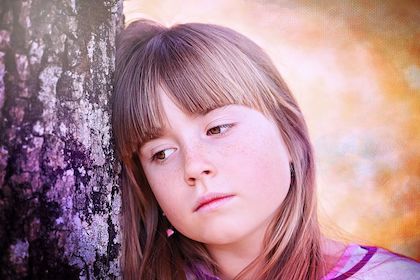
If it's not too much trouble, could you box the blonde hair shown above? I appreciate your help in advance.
[113,19,324,279]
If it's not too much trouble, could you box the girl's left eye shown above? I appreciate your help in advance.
[206,124,234,136]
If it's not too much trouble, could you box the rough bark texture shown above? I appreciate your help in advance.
[0,0,123,279]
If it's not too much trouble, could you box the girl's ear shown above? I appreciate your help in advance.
[162,212,175,238]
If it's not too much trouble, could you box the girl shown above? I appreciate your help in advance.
[112,19,419,280]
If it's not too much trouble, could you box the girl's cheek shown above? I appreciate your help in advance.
[147,164,180,190]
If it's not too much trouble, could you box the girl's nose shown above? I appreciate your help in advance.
[182,143,216,186]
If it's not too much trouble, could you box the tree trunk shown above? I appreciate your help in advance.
[0,0,123,279]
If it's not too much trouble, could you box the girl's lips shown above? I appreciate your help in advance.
[194,193,235,212]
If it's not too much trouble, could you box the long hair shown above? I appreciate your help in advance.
[112,19,324,280]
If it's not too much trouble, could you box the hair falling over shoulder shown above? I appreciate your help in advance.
[112,19,326,280]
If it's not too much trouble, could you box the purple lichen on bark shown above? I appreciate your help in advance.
[0,0,124,279]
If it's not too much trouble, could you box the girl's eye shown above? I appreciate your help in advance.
[152,148,176,162]
[206,124,234,136]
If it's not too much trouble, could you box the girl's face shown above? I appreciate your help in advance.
[139,89,292,248]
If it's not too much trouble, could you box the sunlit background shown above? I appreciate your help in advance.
[124,0,420,260]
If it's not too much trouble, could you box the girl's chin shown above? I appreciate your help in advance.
[192,231,245,247]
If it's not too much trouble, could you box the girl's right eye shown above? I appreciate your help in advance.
[151,148,176,162]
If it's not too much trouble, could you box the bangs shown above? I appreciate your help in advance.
[115,22,279,159]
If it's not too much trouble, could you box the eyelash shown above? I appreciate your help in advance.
[151,148,175,163]
[151,123,235,163]
[206,123,234,136]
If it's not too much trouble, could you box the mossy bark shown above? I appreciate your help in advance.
[0,0,124,278]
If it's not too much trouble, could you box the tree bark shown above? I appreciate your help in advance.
[0,0,123,279]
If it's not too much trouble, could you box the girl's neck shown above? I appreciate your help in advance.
[205,220,268,279]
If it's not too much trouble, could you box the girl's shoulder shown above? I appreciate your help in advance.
[323,244,420,280]
[187,244,419,280]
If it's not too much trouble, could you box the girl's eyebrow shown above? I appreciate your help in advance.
[139,128,168,150]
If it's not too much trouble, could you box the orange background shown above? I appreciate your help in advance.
[124,0,420,260]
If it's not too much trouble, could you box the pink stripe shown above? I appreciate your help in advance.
[330,246,377,280]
